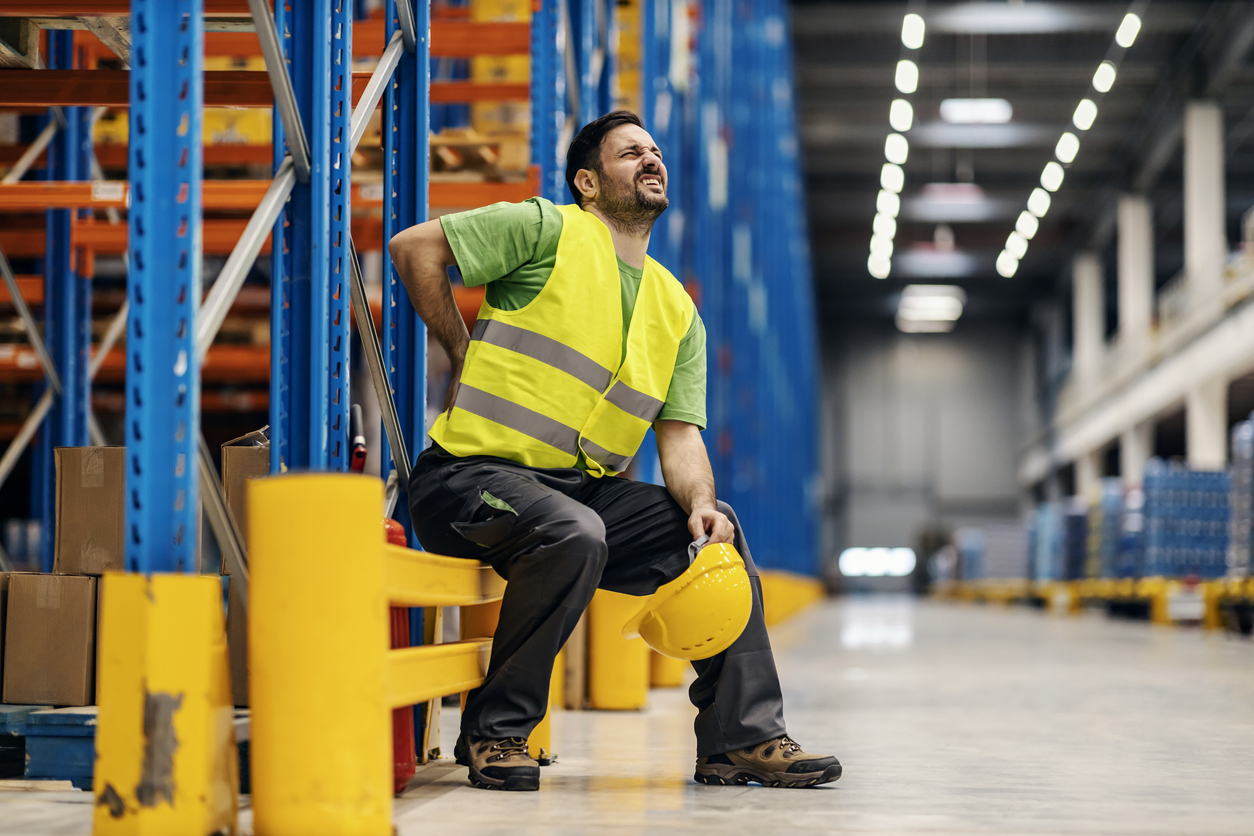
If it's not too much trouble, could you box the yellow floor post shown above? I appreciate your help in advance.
[650,650,688,688]
[586,589,650,710]
[249,474,390,836]
[93,573,238,836]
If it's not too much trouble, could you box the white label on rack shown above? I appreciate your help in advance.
[92,181,125,202]
[358,183,384,201]
[1167,592,1205,621]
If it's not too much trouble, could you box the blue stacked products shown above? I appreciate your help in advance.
[1228,420,1253,578]
[1028,502,1062,581]
[1086,479,1124,578]
[1117,486,1146,578]
[1062,497,1089,581]
[1143,458,1230,578]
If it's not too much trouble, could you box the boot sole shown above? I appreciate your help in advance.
[694,762,842,788]
[468,767,540,792]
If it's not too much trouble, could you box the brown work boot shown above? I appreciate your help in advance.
[454,734,540,791]
[694,735,842,788]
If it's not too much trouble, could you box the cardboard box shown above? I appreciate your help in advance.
[0,573,9,698]
[54,447,125,576]
[2,574,97,706]
[220,429,269,571]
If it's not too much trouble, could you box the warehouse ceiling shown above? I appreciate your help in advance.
[793,1,1254,326]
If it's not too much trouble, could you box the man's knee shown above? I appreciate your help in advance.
[714,500,758,577]
[536,507,608,576]
[715,500,740,529]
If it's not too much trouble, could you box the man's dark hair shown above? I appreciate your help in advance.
[565,110,645,207]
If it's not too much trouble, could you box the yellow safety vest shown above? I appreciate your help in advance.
[428,203,694,476]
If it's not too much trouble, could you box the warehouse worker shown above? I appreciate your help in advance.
[388,111,841,792]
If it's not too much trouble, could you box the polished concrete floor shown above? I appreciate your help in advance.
[4,596,1254,834]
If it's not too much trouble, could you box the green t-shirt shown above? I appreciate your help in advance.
[440,197,707,430]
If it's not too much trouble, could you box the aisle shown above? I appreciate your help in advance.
[395,596,1254,835]
[4,597,1254,835]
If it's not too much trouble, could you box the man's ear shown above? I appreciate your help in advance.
[575,168,598,203]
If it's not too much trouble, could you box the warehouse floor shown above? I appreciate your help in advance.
[3,596,1254,835]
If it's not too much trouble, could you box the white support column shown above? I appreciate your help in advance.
[1117,194,1154,355]
[1186,376,1228,470]
[1120,421,1153,488]
[1184,101,1227,309]
[1072,252,1104,387]
[1075,449,1102,498]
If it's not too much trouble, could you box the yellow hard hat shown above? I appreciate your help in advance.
[622,538,753,661]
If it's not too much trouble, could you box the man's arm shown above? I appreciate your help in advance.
[655,419,734,544]
[388,219,468,411]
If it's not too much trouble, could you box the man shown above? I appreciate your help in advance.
[388,111,840,792]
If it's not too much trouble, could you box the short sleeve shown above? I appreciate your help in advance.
[439,199,546,287]
[656,305,707,429]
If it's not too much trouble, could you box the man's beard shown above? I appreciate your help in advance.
[597,172,668,237]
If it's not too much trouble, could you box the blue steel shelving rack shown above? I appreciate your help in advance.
[126,0,204,572]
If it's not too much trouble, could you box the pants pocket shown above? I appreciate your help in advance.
[450,491,518,549]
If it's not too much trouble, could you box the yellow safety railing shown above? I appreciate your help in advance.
[246,472,517,836]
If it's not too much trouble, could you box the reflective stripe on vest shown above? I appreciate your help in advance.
[428,201,693,474]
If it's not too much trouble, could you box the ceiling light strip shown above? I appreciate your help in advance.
[995,1,1147,278]
[870,4,926,280]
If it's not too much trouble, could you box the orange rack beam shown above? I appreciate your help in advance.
[0,275,42,306]
[1,145,274,171]
[0,167,539,211]
[0,70,528,107]
[201,20,530,58]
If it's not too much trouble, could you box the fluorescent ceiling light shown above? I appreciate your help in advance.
[868,255,892,279]
[870,234,894,259]
[1015,210,1039,239]
[889,99,914,132]
[1055,132,1079,164]
[872,212,897,239]
[920,182,985,203]
[901,283,965,304]
[1073,99,1097,131]
[881,163,905,193]
[885,133,909,165]
[897,316,956,333]
[839,547,917,577]
[1093,60,1116,93]
[1027,187,1051,217]
[1005,230,1028,259]
[877,189,901,218]
[899,299,964,322]
[1115,13,1141,48]
[895,60,919,94]
[1041,161,1065,192]
[995,249,1019,277]
[894,249,980,278]
[939,98,1012,124]
[901,13,926,49]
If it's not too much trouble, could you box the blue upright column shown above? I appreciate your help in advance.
[125,0,203,573]
[381,0,429,544]
[529,0,565,204]
[33,32,92,571]
[270,0,343,472]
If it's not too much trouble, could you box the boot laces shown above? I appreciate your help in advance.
[777,735,803,757]
[488,737,529,762]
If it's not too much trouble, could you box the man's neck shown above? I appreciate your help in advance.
[584,203,651,269]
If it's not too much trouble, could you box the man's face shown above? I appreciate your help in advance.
[594,124,668,218]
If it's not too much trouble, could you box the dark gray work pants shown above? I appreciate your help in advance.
[407,444,787,757]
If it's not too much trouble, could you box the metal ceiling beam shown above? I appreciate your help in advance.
[790,2,1202,36]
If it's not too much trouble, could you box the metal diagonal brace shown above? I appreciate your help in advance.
[348,234,411,490]
[198,434,249,609]
[0,245,62,394]
[196,157,297,361]
[396,0,419,53]
[247,0,311,182]
[350,30,404,154]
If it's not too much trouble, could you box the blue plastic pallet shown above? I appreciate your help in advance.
[23,707,97,790]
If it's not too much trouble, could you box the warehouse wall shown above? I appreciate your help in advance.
[821,321,1029,572]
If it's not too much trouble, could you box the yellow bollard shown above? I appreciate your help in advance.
[586,589,650,710]
[93,573,238,836]
[650,650,688,688]
[249,474,390,836]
